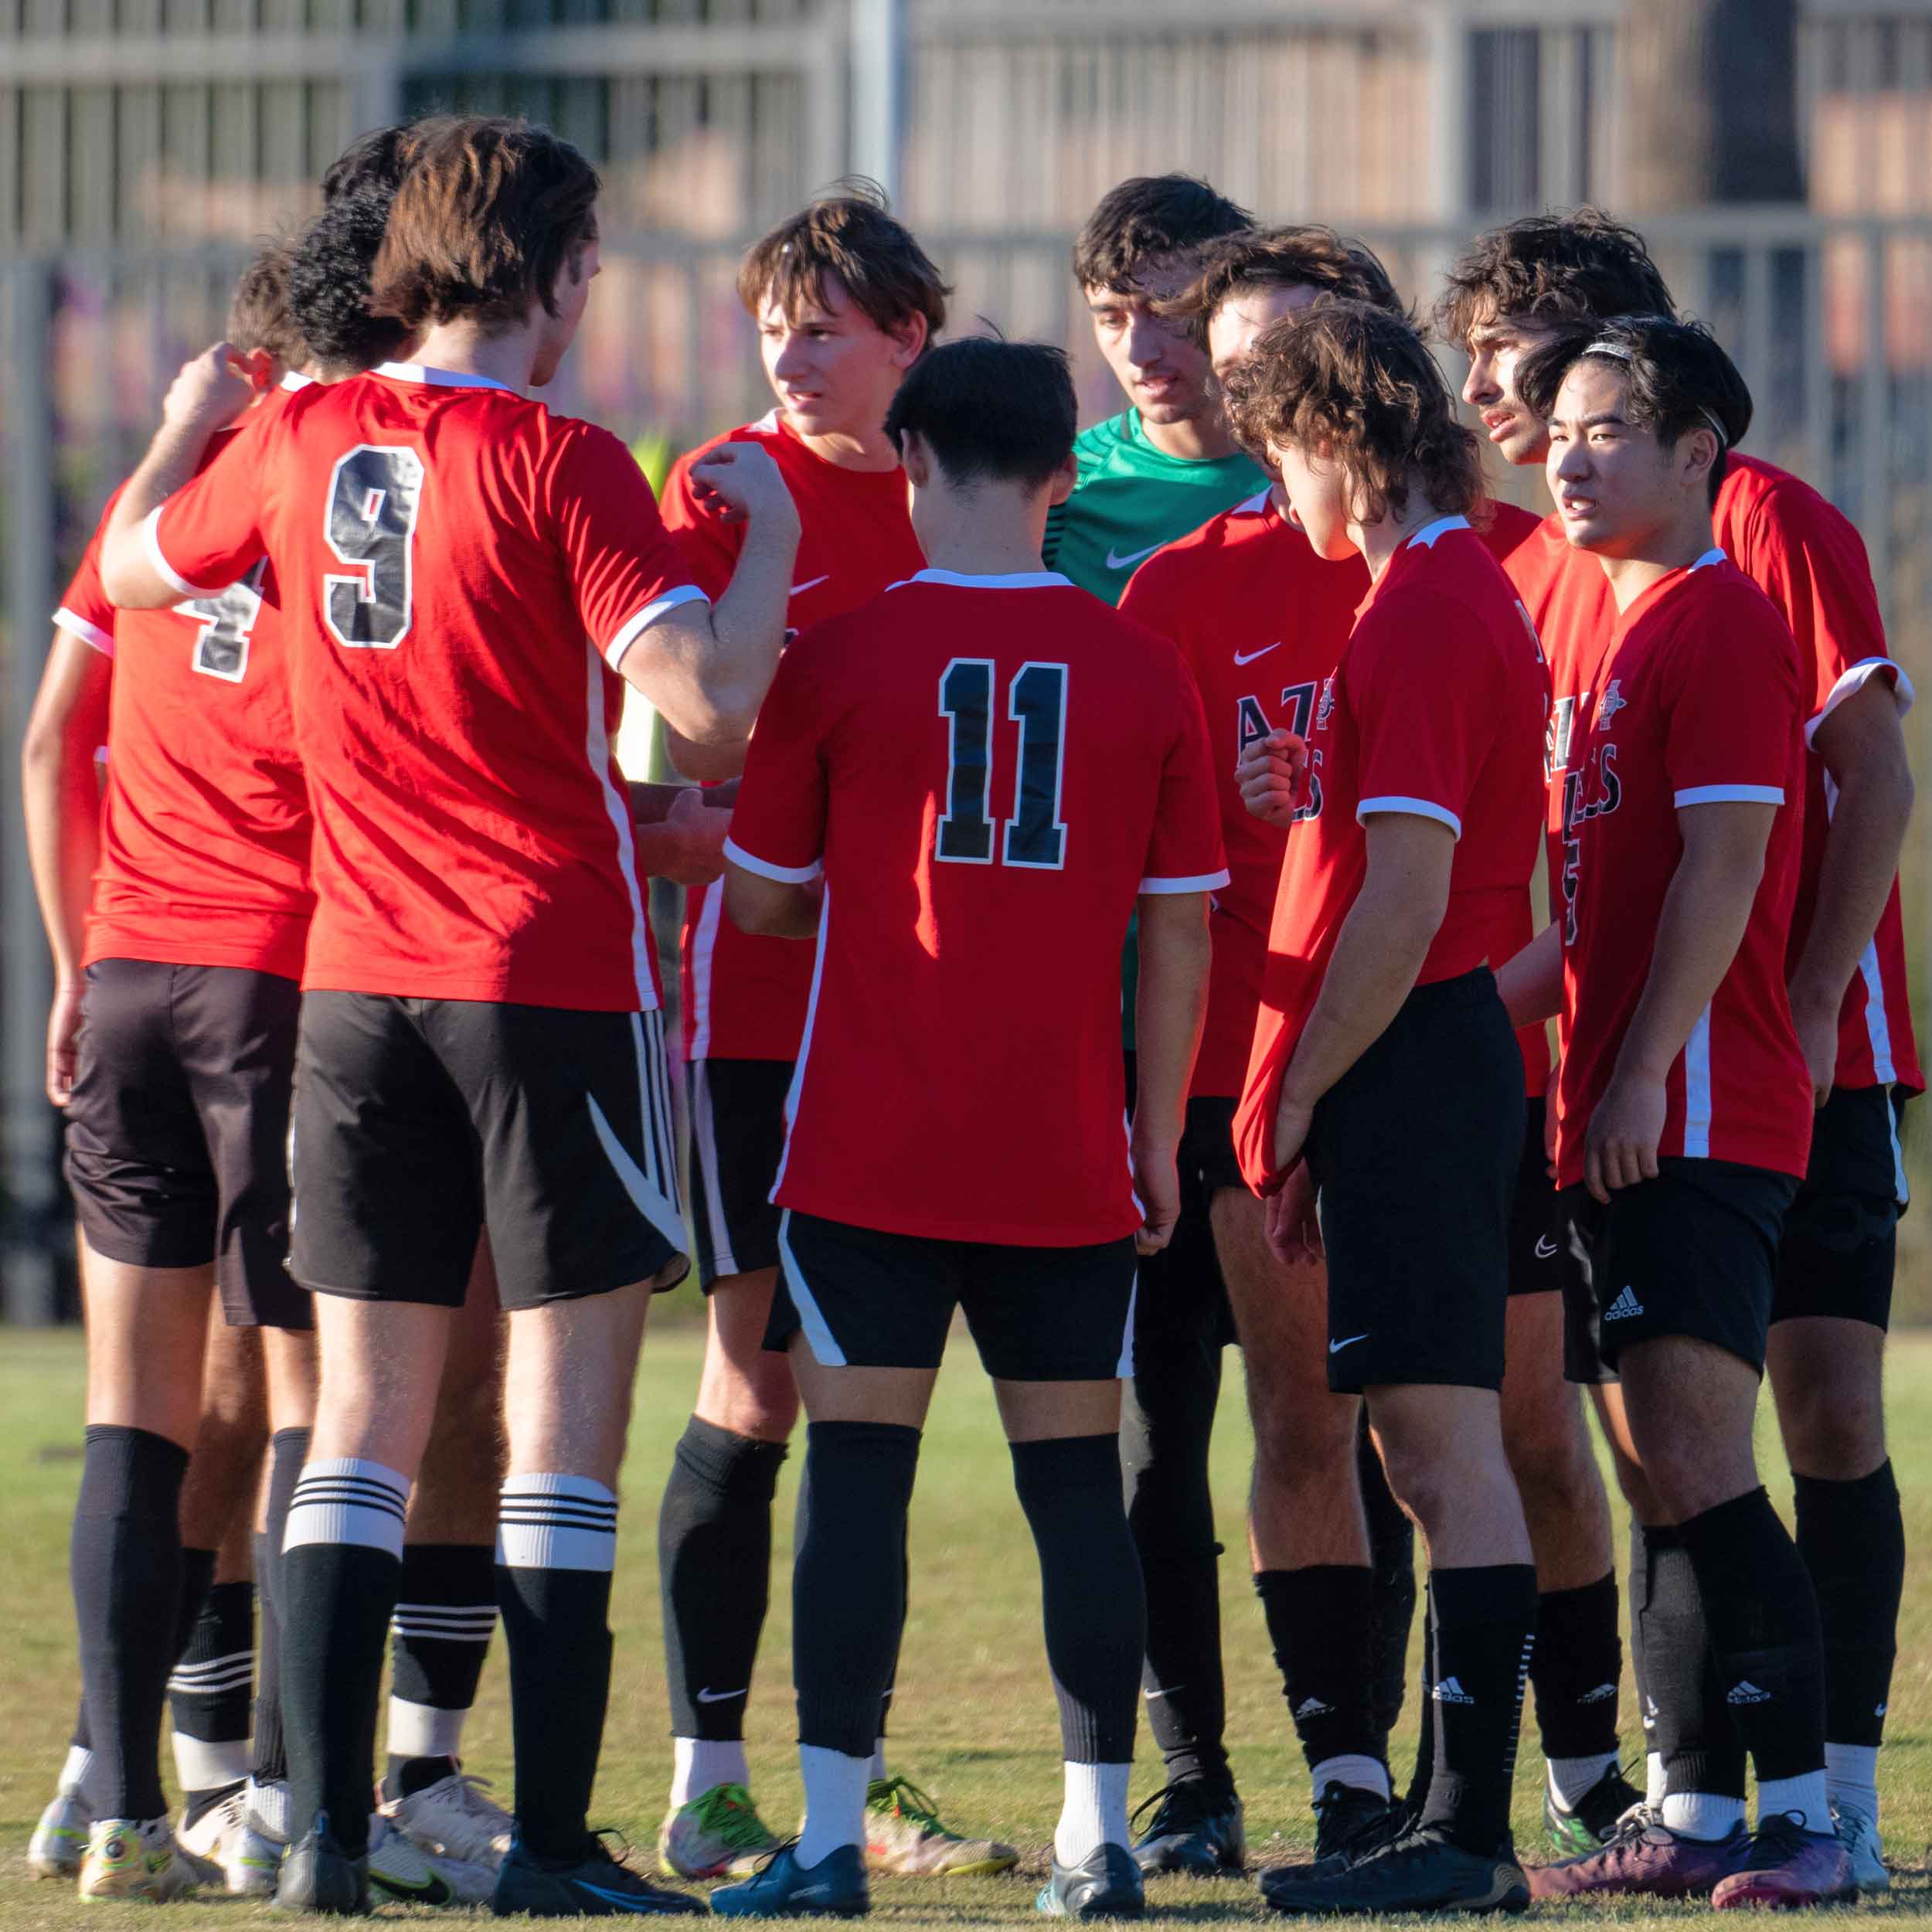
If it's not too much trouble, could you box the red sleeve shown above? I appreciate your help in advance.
[1350,588,1498,838]
[547,423,710,672]
[1117,560,1195,678]
[1140,654,1231,891]
[53,488,124,655]
[658,446,747,602]
[722,631,832,883]
[150,414,272,599]
[1662,592,1800,807]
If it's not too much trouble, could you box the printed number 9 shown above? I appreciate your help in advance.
[324,445,424,650]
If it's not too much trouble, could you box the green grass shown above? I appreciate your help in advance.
[5,1312,1932,1923]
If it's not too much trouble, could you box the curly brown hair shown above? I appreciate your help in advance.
[226,237,308,372]
[1434,208,1675,350]
[1224,298,1485,526]
[1159,225,1406,343]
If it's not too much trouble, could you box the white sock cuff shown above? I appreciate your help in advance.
[284,1458,410,1560]
[247,1777,293,1842]
[1311,1754,1390,1802]
[1757,1770,1831,1835]
[796,1743,871,1867]
[1825,1740,1879,1818]
[386,1696,468,1761]
[171,1733,251,1792]
[1547,1751,1621,1810]
[672,1736,752,1808]
[1646,1750,1665,1807]
[1660,1791,1748,1838]
[61,1744,96,1798]
[497,1473,618,1572]
[1056,1760,1131,1866]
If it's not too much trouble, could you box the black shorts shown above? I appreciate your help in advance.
[65,958,310,1331]
[1509,1097,1563,1298]
[1129,1083,1238,1355]
[685,1056,792,1290]
[1185,1094,1247,1202]
[1305,968,1522,1394]
[291,994,687,1311]
[767,1209,1138,1381]
[1560,1158,1798,1381]
[1771,1084,1911,1332]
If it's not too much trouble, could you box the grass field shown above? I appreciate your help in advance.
[5,1312,1932,1925]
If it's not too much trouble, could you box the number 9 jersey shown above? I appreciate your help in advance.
[147,362,708,1013]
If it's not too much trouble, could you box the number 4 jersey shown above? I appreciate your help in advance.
[724,569,1229,1246]
[147,362,708,1012]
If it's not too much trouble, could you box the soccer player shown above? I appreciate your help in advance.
[705,333,1225,1923]
[1229,300,1546,1917]
[1115,226,1418,1872]
[1501,315,1851,1910]
[1443,213,1919,1894]
[99,114,800,1917]
[652,188,1010,1886]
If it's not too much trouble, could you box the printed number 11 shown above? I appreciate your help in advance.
[936,658,1068,869]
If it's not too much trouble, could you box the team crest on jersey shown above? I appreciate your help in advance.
[1315,675,1336,731]
[1595,679,1626,725]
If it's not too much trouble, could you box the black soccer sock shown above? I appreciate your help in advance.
[1405,1596,1437,1816]
[251,1426,308,1791]
[170,1576,254,1821]
[496,1475,621,1861]
[1254,1567,1384,1787]
[1676,1489,1827,1790]
[70,1425,190,1821]
[1529,1570,1622,1764]
[73,1695,92,1753]
[282,1458,410,1856]
[1794,1462,1903,1751]
[1417,1566,1536,1855]
[658,1416,788,1744]
[384,1542,496,1799]
[1633,1522,1745,1809]
[793,1421,920,1758]
[1625,1519,1653,1786]
[1012,1434,1146,1765]
[1360,1417,1417,1748]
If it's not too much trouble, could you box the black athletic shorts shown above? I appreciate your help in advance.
[1185,1094,1247,1202]
[65,958,310,1331]
[1771,1083,1911,1332]
[291,994,687,1310]
[1509,1097,1563,1298]
[685,1056,792,1290]
[1305,968,1522,1394]
[767,1209,1139,1381]
[1560,1158,1798,1381]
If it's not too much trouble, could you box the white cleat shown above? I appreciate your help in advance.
[1835,1805,1889,1893]
[379,1769,514,1868]
[77,1816,200,1901]
[366,1811,495,1907]
[176,1786,280,1896]
[28,1784,92,1880]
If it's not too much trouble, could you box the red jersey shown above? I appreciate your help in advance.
[1714,455,1920,1094]
[662,411,926,1062]
[149,362,707,1012]
[1120,492,1369,1098]
[1553,556,1811,1185]
[725,570,1228,1246]
[58,414,312,981]
[1235,519,1549,1194]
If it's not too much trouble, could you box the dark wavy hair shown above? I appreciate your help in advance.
[287,188,411,374]
[1072,173,1253,294]
[1434,208,1677,349]
[1162,225,1407,343]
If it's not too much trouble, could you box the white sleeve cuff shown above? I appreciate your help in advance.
[604,585,711,671]
[723,836,822,885]
[1138,869,1232,894]
[53,607,114,657]
[1674,784,1786,808]
[1805,656,1915,747]
[1357,795,1463,839]
[139,506,223,600]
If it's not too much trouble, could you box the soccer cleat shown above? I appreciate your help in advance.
[1311,1781,1393,1868]
[367,1809,495,1905]
[383,1769,515,1867]
[274,1813,372,1915]
[77,1816,201,1903]
[711,1842,869,1918]
[862,1775,1018,1876]
[1710,1814,1857,1910]
[494,1832,700,1917]
[1036,1843,1146,1919]
[1260,1827,1528,1917]
[29,1783,92,1879]
[659,1782,785,1880]
[1527,1805,1753,1900]
[1543,1761,1645,1854]
[177,1785,279,1896]
[1835,1805,1889,1893]
[1128,1778,1246,1877]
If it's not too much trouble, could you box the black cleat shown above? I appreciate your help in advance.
[1544,1762,1646,1853]
[1260,1826,1528,1917]
[1128,1780,1246,1877]
[1312,1781,1395,1867]
[1037,1843,1147,1919]
[273,1814,371,1916]
[493,1832,700,1917]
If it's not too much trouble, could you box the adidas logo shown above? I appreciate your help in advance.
[1577,1682,1617,1704]
[1604,1286,1644,1320]
[1294,1696,1335,1719]
[1433,1676,1476,1705]
[1727,1680,1772,1705]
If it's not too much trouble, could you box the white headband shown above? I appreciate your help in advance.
[1580,339,1730,450]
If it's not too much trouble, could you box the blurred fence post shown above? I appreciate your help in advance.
[849,0,906,202]
[2,256,60,1325]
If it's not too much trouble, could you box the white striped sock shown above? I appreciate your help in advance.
[496,1475,618,1573]
[284,1459,410,1561]
[389,1601,496,1643]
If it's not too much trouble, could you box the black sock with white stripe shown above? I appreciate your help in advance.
[171,1577,254,1825]
[281,1458,410,1857]
[383,1543,496,1800]
[497,1475,618,1861]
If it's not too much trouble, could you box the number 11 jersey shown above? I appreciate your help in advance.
[148,362,708,1013]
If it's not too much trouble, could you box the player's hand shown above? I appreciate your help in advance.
[160,342,253,436]
[1582,1068,1666,1204]
[1788,979,1838,1110]
[46,975,84,1108]
[661,786,733,887]
[1264,1162,1323,1265]
[689,442,799,529]
[1236,730,1311,828]
[1131,1140,1182,1255]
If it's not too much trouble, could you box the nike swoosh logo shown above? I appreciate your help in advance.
[1233,642,1281,665]
[1105,543,1162,570]
[793,1886,835,1902]
[575,1878,671,1911]
[696,1686,748,1702]
[1534,1234,1559,1260]
[1328,1333,1369,1353]
[372,1870,453,1906]
[791,574,829,596]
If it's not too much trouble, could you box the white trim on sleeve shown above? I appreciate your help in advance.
[1357,795,1463,838]
[1138,869,1233,894]
[139,506,224,600]
[1805,656,1915,747]
[1673,784,1785,808]
[53,607,114,657]
[723,836,823,885]
[603,585,710,672]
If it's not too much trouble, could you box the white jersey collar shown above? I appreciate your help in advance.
[376,361,515,393]
[895,568,1073,590]
[1406,513,1472,549]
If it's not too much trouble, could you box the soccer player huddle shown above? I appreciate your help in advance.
[19,115,1916,1923]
